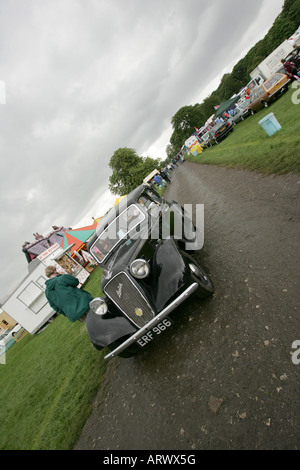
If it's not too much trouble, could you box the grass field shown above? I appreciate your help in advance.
[187,85,300,175]
[0,267,107,450]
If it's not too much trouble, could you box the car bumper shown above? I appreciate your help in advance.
[104,282,199,360]
[214,127,232,142]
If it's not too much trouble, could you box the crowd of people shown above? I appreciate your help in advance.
[150,153,185,189]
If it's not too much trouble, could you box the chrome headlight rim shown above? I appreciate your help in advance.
[89,297,108,316]
[130,258,150,279]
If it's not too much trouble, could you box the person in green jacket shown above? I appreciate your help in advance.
[45,266,93,322]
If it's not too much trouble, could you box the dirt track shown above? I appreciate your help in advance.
[74,161,300,450]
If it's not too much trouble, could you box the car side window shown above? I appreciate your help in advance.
[138,190,162,209]
[138,195,151,208]
[257,88,264,97]
[251,91,257,102]
[145,189,162,204]
[264,74,282,89]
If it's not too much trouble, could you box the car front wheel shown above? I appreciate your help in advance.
[182,252,214,299]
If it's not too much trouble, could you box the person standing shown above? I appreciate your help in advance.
[45,266,93,322]
[281,58,300,80]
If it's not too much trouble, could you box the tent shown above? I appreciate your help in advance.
[61,222,98,256]
[114,195,127,206]
[213,95,240,118]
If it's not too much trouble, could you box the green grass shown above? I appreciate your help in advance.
[187,86,300,175]
[0,267,107,450]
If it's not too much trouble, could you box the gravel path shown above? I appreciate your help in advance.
[74,162,300,450]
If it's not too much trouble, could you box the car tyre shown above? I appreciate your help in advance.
[250,109,255,115]
[181,251,214,299]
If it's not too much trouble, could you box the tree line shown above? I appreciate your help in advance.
[109,0,300,195]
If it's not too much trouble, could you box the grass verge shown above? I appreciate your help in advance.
[0,267,106,450]
[187,86,300,175]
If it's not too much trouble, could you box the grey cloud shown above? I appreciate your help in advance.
[0,0,284,300]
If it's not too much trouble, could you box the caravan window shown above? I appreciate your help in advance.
[18,282,47,314]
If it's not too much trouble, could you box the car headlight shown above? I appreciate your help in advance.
[89,298,108,316]
[130,259,150,279]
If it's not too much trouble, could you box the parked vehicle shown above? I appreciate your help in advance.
[249,39,294,81]
[209,120,233,144]
[198,130,213,148]
[246,75,265,93]
[230,100,251,124]
[86,184,213,360]
[184,135,203,156]
[247,72,290,114]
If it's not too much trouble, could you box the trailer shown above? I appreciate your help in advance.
[249,39,294,81]
[1,243,90,334]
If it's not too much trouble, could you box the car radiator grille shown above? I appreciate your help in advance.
[104,272,155,328]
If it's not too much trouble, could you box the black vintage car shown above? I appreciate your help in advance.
[86,184,213,360]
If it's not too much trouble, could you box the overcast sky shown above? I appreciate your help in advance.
[0,0,285,301]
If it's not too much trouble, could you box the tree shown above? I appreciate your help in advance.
[166,143,178,160]
[108,147,161,195]
[170,104,205,151]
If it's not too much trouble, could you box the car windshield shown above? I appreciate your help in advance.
[90,204,145,264]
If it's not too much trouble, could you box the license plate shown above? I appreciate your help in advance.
[220,126,226,132]
[136,317,174,347]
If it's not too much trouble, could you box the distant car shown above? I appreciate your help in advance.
[247,73,290,114]
[209,120,233,144]
[198,131,213,148]
[85,184,214,360]
[230,100,251,124]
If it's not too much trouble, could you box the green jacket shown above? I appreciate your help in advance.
[45,274,93,322]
